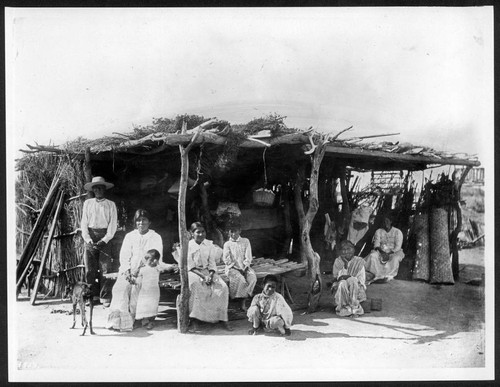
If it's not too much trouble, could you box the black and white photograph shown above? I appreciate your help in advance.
[6,6,494,383]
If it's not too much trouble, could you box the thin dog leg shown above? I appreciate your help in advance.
[89,300,95,335]
[70,302,77,329]
[80,301,88,336]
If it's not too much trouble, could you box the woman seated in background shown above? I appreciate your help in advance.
[187,222,232,332]
[223,220,257,311]
[106,209,176,331]
[364,214,405,284]
[331,240,367,317]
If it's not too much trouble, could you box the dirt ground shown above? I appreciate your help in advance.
[10,246,491,383]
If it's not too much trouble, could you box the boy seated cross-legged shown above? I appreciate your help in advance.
[247,274,293,336]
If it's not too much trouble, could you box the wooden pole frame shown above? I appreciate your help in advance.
[294,128,352,313]
[30,190,65,305]
[450,165,473,279]
[176,119,215,333]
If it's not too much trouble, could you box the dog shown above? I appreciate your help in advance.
[66,282,95,336]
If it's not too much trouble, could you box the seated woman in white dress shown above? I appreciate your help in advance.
[223,221,257,311]
[187,222,232,332]
[106,209,176,331]
[364,214,405,284]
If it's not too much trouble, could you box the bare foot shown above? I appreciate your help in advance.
[221,321,233,331]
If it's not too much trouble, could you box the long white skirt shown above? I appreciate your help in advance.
[333,277,366,317]
[188,270,229,323]
[364,250,405,283]
[106,274,139,331]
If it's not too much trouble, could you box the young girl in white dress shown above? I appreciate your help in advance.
[135,249,177,330]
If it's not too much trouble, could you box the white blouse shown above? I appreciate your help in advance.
[187,239,218,272]
[119,229,163,273]
[223,237,253,271]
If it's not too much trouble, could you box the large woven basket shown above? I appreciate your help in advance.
[430,206,454,284]
[253,189,275,207]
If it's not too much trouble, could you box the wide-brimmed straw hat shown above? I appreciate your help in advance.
[84,176,114,191]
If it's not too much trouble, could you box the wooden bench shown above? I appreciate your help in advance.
[105,258,307,303]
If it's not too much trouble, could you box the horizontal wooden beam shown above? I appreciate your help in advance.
[325,145,481,167]
[20,133,480,169]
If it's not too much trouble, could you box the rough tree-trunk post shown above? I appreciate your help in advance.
[176,119,217,333]
[294,128,352,313]
[450,165,472,280]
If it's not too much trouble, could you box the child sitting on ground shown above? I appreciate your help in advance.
[134,249,178,330]
[247,274,293,336]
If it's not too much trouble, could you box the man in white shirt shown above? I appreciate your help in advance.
[80,176,118,307]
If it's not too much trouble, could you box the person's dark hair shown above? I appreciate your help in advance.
[383,212,394,222]
[190,222,206,233]
[339,239,355,250]
[146,249,161,261]
[134,209,151,224]
[263,274,279,286]
[227,218,242,232]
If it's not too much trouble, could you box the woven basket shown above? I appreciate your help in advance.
[429,207,454,284]
[253,189,275,207]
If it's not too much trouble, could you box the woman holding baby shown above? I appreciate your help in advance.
[106,209,177,331]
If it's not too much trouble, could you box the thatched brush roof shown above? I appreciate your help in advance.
[17,114,480,172]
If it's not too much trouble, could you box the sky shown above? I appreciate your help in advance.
[6,7,493,160]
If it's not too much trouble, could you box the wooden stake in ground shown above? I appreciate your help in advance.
[176,119,215,333]
[30,190,65,305]
[16,176,61,291]
[294,128,352,313]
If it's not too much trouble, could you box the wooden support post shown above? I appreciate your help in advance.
[451,165,472,280]
[293,128,351,313]
[176,120,211,333]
